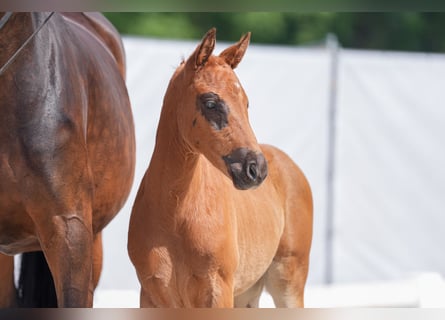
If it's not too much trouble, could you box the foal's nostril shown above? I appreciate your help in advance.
[223,148,268,190]
[247,161,257,181]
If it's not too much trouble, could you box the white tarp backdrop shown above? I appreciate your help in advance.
[96,36,445,295]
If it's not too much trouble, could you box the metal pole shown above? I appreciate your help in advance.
[325,33,340,285]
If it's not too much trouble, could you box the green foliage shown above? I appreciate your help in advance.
[103,12,445,53]
[103,13,200,40]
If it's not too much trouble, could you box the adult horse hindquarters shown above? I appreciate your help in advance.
[0,12,135,307]
[128,28,313,308]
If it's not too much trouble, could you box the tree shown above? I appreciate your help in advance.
[103,12,445,53]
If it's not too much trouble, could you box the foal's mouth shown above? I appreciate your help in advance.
[222,147,268,190]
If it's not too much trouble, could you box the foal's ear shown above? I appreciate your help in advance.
[193,28,216,70]
[219,32,251,69]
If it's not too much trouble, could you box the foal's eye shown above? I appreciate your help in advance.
[205,100,216,109]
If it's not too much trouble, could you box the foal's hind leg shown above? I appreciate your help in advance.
[0,253,16,307]
[264,256,309,307]
[264,197,312,308]
[263,152,313,308]
[234,276,265,308]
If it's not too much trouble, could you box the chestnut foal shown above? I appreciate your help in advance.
[128,28,312,308]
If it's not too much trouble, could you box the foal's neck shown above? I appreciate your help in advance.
[150,96,203,200]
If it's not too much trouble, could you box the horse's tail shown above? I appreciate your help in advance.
[16,251,58,307]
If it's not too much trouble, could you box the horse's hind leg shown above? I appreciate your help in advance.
[36,212,94,307]
[234,276,265,308]
[0,253,16,307]
[89,231,103,299]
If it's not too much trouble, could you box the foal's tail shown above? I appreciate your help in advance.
[16,251,58,307]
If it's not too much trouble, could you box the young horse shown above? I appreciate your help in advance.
[128,29,313,308]
[0,12,135,307]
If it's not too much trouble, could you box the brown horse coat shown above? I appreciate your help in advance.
[0,12,135,307]
[128,29,312,308]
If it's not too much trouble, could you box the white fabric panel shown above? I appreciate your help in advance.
[334,50,445,282]
[97,36,445,293]
[236,45,331,287]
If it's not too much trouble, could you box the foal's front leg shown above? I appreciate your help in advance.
[140,270,235,307]
[138,249,236,307]
[187,269,235,307]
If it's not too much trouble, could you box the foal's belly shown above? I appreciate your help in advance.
[232,186,285,295]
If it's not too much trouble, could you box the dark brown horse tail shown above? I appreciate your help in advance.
[17,251,58,307]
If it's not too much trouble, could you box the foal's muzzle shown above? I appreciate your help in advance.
[223,148,268,190]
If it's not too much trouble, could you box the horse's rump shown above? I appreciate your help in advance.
[60,12,126,76]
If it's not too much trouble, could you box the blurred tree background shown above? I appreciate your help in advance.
[104,12,445,53]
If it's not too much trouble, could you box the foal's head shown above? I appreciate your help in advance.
[171,28,267,190]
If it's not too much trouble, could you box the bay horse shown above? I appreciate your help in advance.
[0,12,135,307]
[128,28,313,308]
